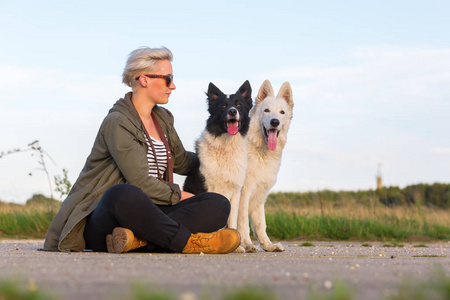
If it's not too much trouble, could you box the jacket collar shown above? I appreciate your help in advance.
[109,92,168,132]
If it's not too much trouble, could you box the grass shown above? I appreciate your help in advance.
[266,192,450,228]
[307,267,450,300]
[301,242,315,247]
[412,255,447,258]
[383,242,404,247]
[308,280,354,300]
[0,204,55,238]
[0,279,58,300]
[264,195,450,242]
[387,268,450,300]
[126,284,174,300]
[223,287,275,300]
[125,276,450,300]
[2,269,450,300]
[1,192,449,242]
[264,211,450,242]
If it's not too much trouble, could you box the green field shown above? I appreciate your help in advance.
[1,183,449,241]
[264,187,450,242]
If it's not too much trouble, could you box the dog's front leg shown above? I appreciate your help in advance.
[237,186,256,253]
[250,203,284,252]
[227,192,241,230]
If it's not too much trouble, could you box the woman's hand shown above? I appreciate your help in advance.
[180,191,194,201]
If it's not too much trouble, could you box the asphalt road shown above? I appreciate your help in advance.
[1,239,449,300]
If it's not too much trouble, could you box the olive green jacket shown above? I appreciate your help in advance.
[43,92,196,252]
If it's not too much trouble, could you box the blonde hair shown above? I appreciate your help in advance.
[122,46,173,88]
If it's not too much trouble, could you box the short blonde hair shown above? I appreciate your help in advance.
[122,46,173,87]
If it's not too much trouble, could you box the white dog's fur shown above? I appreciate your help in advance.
[237,80,294,252]
[196,131,248,229]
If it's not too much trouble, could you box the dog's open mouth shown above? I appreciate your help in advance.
[264,128,280,150]
[226,120,241,135]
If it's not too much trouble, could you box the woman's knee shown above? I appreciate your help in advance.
[205,192,230,214]
[100,184,145,207]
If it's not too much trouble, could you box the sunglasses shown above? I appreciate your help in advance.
[135,74,174,87]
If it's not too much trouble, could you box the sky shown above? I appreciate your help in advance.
[1,0,449,203]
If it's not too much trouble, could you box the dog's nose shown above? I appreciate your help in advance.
[270,119,280,127]
[228,108,237,117]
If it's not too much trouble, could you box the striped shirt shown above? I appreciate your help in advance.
[144,134,168,178]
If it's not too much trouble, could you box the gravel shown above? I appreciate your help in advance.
[1,239,449,300]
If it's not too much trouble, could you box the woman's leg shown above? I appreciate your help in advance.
[84,184,191,252]
[158,192,230,233]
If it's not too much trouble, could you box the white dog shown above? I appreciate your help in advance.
[237,80,294,252]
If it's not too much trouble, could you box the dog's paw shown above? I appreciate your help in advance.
[234,246,246,253]
[262,242,285,252]
[244,243,257,253]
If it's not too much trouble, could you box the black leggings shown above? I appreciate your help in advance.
[83,184,230,253]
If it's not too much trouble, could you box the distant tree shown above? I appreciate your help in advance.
[26,193,61,207]
[426,183,450,208]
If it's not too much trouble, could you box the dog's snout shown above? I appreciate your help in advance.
[228,108,237,117]
[270,119,280,127]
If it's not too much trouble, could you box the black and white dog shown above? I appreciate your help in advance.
[184,81,252,229]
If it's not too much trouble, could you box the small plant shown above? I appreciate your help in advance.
[0,278,58,300]
[413,244,428,248]
[302,242,315,247]
[126,283,174,300]
[412,255,446,258]
[308,280,354,300]
[0,140,72,216]
[224,286,275,300]
[390,241,404,247]
[383,242,404,248]
[388,267,450,300]
[54,168,72,198]
[362,243,372,247]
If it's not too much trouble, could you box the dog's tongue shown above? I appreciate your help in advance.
[227,121,239,135]
[268,130,278,150]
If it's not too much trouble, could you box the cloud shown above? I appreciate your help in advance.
[259,46,450,106]
[255,46,450,191]
[430,148,450,155]
[2,45,450,202]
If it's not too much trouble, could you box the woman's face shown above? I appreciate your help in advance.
[143,59,176,105]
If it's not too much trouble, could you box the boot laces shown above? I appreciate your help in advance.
[191,233,213,249]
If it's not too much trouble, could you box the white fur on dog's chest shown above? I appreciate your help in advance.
[197,131,248,188]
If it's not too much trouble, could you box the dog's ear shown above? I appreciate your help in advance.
[237,80,252,100]
[207,82,224,101]
[256,80,274,104]
[276,82,294,109]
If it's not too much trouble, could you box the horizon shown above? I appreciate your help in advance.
[1,1,449,203]
[3,178,449,204]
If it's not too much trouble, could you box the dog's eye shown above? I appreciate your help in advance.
[264,109,270,113]
[280,110,285,115]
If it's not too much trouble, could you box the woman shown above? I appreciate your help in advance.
[43,47,240,254]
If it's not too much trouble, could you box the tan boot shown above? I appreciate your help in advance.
[106,227,148,254]
[182,228,241,254]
